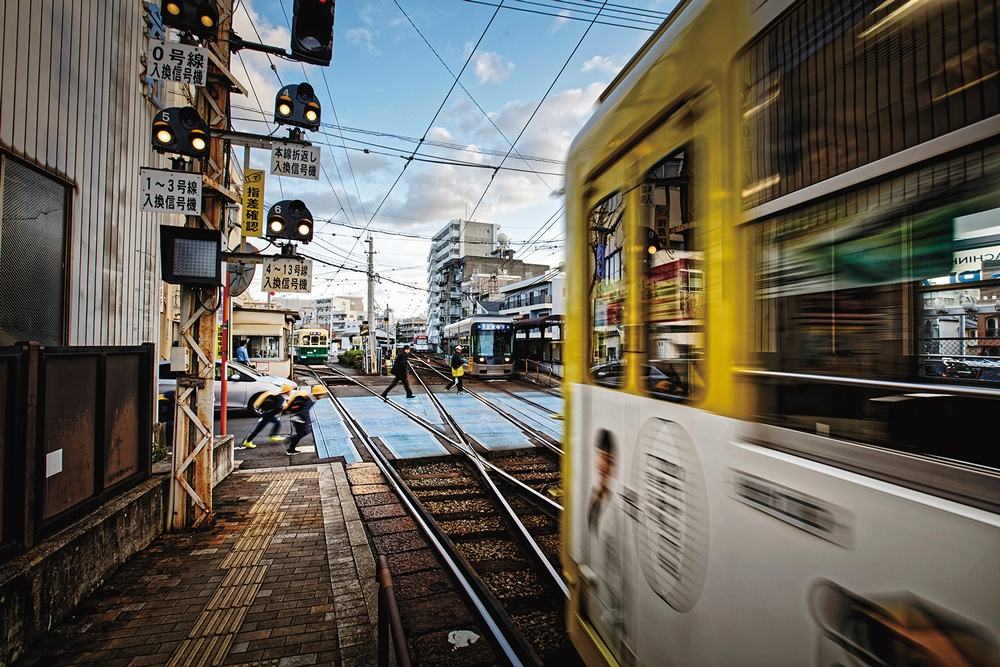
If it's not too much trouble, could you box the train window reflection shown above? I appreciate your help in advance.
[643,148,703,399]
[750,144,1000,468]
[590,192,626,387]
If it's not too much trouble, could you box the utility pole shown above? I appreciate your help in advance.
[366,236,377,374]
[168,2,236,531]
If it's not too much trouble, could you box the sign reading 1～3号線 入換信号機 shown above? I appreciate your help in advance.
[140,168,203,215]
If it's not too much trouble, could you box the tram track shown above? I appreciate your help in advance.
[298,365,576,665]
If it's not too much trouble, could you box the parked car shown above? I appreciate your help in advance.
[590,362,689,394]
[158,360,297,413]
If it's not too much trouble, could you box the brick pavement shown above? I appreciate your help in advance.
[18,464,375,667]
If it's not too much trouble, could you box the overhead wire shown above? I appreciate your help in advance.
[460,0,656,31]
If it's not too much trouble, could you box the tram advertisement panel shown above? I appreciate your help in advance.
[571,387,1000,666]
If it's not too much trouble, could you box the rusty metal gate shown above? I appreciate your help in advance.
[0,342,153,561]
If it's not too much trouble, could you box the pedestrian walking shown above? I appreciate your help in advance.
[381,345,415,400]
[235,339,250,364]
[284,384,328,454]
[241,383,294,449]
[445,345,466,393]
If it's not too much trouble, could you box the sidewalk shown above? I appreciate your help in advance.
[17,464,376,667]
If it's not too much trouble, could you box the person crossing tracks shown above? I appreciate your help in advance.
[241,383,295,448]
[283,384,328,454]
[381,345,415,401]
[444,345,466,393]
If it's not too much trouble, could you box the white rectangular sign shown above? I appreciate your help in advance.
[262,256,313,293]
[140,168,203,215]
[146,39,208,87]
[270,143,321,180]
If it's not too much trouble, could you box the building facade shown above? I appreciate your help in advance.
[0,0,182,348]
[426,220,498,344]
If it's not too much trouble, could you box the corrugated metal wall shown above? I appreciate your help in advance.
[0,0,170,346]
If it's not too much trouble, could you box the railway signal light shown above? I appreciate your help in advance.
[291,0,335,66]
[161,0,218,41]
[644,228,661,255]
[273,83,321,131]
[151,107,210,159]
[266,199,314,243]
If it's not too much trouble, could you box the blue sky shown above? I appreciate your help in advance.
[231,0,676,317]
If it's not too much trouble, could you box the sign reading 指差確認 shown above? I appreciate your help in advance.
[262,256,313,293]
[140,168,203,215]
[146,39,208,87]
[241,169,266,237]
[270,143,320,180]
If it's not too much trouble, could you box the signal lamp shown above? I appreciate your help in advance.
[151,107,210,159]
[645,228,660,255]
[265,199,314,244]
[291,0,335,66]
[273,83,321,131]
[160,0,218,41]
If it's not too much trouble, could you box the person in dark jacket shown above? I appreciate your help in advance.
[241,383,294,449]
[381,346,415,400]
[445,345,466,393]
[284,384,328,454]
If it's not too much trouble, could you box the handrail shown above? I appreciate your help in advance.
[736,368,1000,400]
[377,555,412,667]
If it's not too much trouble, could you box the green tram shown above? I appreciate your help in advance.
[292,327,329,365]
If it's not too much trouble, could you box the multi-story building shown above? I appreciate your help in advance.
[396,317,427,344]
[315,295,365,333]
[426,220,498,344]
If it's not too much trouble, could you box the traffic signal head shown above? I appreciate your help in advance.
[161,0,218,41]
[273,83,321,131]
[644,227,661,255]
[291,0,335,66]
[151,107,210,159]
[266,200,314,243]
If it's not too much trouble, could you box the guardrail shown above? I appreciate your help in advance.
[377,555,412,667]
[519,359,561,387]
[0,342,154,562]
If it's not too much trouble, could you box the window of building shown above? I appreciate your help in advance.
[590,192,626,387]
[644,147,703,398]
[246,335,284,360]
[0,156,69,346]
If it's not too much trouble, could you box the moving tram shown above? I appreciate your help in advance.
[291,327,329,365]
[564,1,1000,665]
[441,315,514,377]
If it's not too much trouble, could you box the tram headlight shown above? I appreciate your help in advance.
[504,356,511,363]
[478,356,486,363]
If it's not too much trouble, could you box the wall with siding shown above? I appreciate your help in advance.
[0,0,172,346]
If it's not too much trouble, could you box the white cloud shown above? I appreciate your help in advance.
[581,55,626,74]
[548,10,571,34]
[346,27,381,54]
[473,51,515,84]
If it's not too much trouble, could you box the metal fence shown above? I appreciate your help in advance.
[0,342,154,561]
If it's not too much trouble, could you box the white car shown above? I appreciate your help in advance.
[158,360,297,413]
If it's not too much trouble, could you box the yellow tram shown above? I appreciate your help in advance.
[563,1,1000,665]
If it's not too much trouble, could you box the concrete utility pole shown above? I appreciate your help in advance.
[366,236,377,373]
[168,3,236,531]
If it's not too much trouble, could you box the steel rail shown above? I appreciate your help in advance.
[312,364,562,515]
[306,369,535,667]
[410,358,563,456]
[407,364,570,599]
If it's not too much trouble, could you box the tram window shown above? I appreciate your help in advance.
[589,192,626,387]
[740,0,1000,208]
[750,143,1000,469]
[643,148,703,399]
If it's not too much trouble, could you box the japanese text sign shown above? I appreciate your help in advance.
[262,257,313,293]
[241,169,266,237]
[140,168,203,215]
[146,39,208,87]
[270,143,321,180]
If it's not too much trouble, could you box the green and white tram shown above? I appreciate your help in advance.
[292,327,328,365]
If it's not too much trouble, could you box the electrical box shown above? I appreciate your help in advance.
[170,346,190,373]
